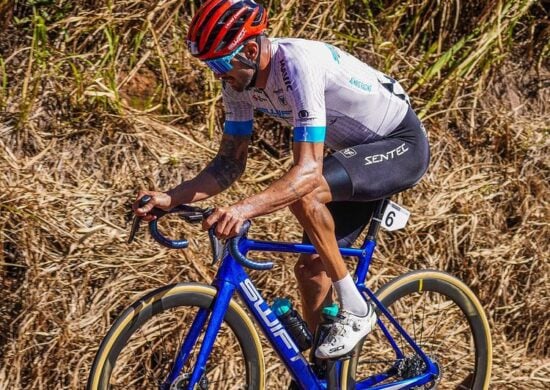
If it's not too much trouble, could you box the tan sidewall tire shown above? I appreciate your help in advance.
[87,282,265,390]
[343,270,492,390]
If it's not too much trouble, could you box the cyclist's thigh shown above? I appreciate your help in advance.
[302,108,429,247]
[325,107,430,202]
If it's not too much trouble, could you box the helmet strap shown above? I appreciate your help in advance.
[235,35,263,90]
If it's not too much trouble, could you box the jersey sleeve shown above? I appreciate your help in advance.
[280,49,326,143]
[222,82,254,136]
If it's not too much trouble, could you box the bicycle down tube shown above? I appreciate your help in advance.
[169,242,323,389]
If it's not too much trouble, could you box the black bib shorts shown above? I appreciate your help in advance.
[303,106,430,247]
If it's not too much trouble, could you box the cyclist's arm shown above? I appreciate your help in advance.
[229,44,329,218]
[167,133,250,206]
[233,140,325,219]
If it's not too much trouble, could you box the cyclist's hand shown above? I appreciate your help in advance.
[203,206,246,239]
[132,191,172,222]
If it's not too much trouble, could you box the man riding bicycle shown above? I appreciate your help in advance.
[133,0,429,360]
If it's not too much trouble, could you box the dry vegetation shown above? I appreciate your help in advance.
[0,0,549,388]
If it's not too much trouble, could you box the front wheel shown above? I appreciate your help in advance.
[348,270,492,389]
[87,282,264,389]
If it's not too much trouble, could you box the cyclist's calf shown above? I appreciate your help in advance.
[294,253,333,332]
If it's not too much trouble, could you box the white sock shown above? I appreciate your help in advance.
[333,273,369,316]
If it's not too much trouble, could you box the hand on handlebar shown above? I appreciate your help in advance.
[128,197,269,269]
[132,191,173,222]
[203,206,247,239]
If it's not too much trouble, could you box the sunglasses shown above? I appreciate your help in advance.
[204,45,244,75]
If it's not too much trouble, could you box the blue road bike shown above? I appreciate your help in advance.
[88,197,492,389]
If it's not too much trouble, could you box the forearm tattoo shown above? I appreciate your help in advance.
[204,136,248,190]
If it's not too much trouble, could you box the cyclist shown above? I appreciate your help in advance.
[133,0,429,360]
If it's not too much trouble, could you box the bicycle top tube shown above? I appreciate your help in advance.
[132,195,388,271]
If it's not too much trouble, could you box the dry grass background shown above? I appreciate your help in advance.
[0,0,548,388]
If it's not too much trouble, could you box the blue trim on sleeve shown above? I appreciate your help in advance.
[224,120,253,136]
[293,126,326,143]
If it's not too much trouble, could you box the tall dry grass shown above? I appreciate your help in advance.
[0,0,549,388]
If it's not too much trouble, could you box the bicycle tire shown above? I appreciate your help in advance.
[343,270,492,389]
[87,282,264,389]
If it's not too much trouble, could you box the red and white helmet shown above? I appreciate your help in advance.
[187,0,268,60]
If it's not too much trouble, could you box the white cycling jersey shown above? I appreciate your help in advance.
[222,38,410,150]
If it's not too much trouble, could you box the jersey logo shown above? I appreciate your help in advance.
[340,148,357,158]
[324,44,341,64]
[377,74,411,105]
[278,95,287,106]
[279,60,293,91]
[364,143,409,165]
[257,107,292,118]
[349,77,373,93]
[298,110,309,119]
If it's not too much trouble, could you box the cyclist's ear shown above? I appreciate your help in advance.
[242,40,259,61]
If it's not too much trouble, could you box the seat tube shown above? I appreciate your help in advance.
[187,281,235,387]
[355,240,375,284]
[356,199,386,283]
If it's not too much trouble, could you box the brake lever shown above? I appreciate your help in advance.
[128,195,152,243]
[209,229,225,265]
[203,208,225,265]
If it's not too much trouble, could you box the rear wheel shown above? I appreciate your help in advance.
[87,283,264,389]
[347,270,492,389]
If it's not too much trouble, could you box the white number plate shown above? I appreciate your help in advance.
[381,201,410,231]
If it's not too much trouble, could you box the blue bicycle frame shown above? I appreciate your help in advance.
[161,200,440,389]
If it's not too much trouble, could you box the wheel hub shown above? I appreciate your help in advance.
[170,373,208,390]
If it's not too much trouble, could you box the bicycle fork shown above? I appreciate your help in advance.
[163,281,235,389]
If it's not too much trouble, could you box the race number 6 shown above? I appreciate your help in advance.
[381,202,410,231]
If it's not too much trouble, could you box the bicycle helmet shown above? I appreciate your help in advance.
[187,0,268,61]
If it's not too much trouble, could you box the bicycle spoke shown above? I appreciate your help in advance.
[442,350,470,370]
[432,322,470,358]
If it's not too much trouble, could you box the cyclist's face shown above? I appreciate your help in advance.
[213,41,258,92]
[216,59,254,92]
